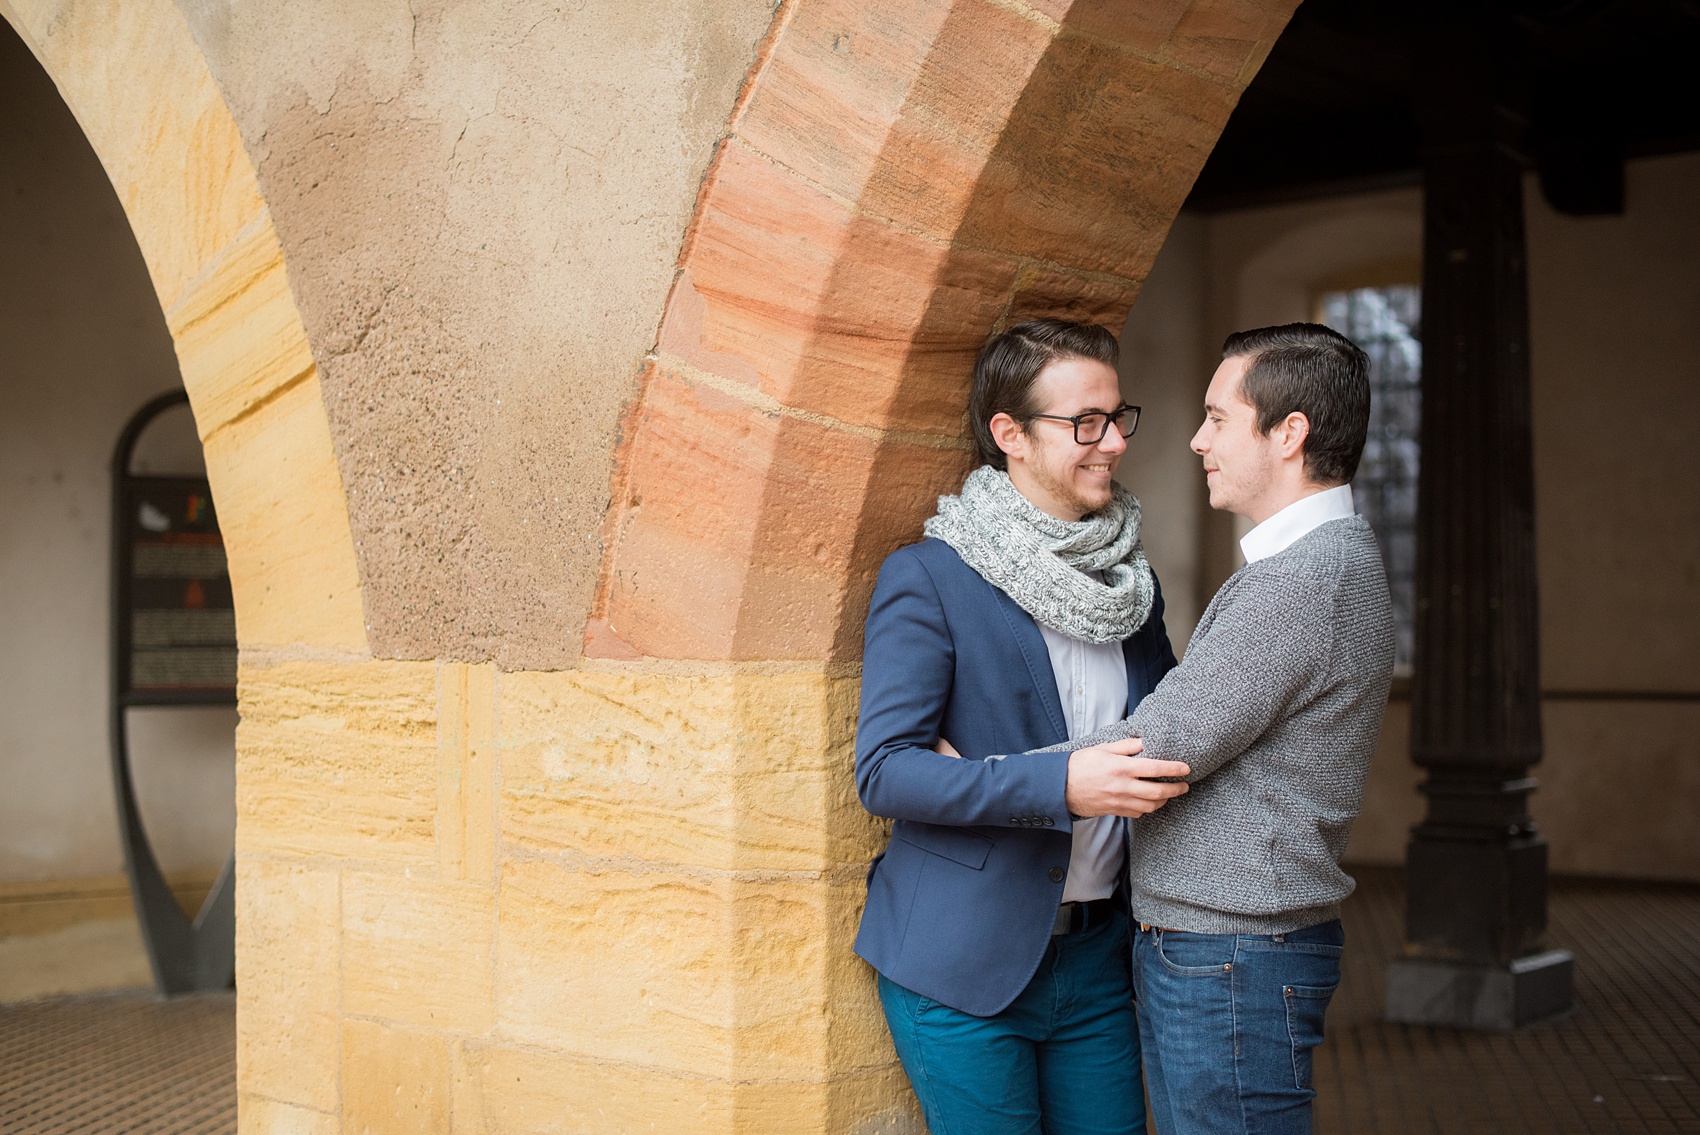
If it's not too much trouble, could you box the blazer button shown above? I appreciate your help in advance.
[1048,867,1065,883]
[1042,817,1055,827]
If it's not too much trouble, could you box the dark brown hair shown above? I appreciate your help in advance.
[1221,323,1371,485]
[969,318,1120,470]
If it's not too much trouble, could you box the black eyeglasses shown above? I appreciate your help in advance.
[1026,404,1141,445]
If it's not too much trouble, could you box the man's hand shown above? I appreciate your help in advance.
[1066,737,1191,818]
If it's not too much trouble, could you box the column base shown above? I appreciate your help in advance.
[1385,949,1573,1029]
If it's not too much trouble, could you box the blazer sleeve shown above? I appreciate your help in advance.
[855,549,1075,831]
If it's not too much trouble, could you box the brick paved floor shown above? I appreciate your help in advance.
[0,871,1693,1133]
[0,990,233,1134]
[1317,868,1700,1134]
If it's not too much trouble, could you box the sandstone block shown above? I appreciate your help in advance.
[341,871,494,1033]
[436,662,497,883]
[203,371,366,653]
[1035,0,1192,55]
[452,1040,919,1135]
[660,143,1017,437]
[1163,0,1295,83]
[500,668,869,871]
[238,1095,338,1135]
[237,660,437,865]
[496,858,837,1079]
[341,1018,450,1135]
[595,365,970,660]
[737,0,961,206]
[168,220,316,439]
[954,32,1239,277]
[235,859,340,1113]
[1007,265,1144,330]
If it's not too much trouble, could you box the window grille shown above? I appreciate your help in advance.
[1319,285,1421,676]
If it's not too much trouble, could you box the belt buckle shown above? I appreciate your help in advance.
[1051,902,1080,936]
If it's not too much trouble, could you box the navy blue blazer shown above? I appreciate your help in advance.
[853,538,1178,1017]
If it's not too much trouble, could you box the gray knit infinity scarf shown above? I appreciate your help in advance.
[924,465,1155,643]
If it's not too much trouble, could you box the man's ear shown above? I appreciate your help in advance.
[1275,412,1310,461]
[988,412,1027,461]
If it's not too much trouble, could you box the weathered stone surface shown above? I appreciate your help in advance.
[237,661,437,864]
[174,0,779,669]
[592,365,970,660]
[235,859,340,1114]
[165,218,314,437]
[341,1019,451,1135]
[1007,264,1144,329]
[496,858,828,1079]
[451,1042,917,1134]
[204,373,366,653]
[237,1095,339,1135]
[1163,0,1292,82]
[435,662,497,883]
[1040,0,1191,55]
[954,31,1240,277]
[500,668,876,871]
[662,143,1020,436]
[342,872,495,1033]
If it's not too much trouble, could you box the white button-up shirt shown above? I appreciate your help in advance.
[1239,483,1356,564]
[1036,619,1129,902]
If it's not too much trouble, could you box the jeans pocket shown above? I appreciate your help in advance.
[1155,931,1235,976]
[1284,983,1336,1090]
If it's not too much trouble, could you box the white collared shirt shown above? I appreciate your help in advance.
[1239,483,1356,564]
[1035,617,1128,902]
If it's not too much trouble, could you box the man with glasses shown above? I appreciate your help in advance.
[853,317,1190,1135]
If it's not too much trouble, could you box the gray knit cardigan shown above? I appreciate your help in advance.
[1037,515,1395,934]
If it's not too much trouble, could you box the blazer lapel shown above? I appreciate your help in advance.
[987,582,1068,742]
[1122,634,1146,710]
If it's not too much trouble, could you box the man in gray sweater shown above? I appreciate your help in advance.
[1050,322,1394,1134]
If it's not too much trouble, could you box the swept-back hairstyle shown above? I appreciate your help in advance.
[969,318,1120,470]
[1222,323,1371,485]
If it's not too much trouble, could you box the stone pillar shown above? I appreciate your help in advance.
[1385,10,1573,1029]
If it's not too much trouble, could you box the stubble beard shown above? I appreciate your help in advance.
[1031,455,1111,519]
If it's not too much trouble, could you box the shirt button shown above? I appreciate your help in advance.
[1048,867,1065,883]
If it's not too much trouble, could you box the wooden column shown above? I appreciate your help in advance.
[1384,9,1574,1029]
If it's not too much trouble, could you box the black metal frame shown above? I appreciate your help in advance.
[1025,404,1141,445]
[110,389,236,994]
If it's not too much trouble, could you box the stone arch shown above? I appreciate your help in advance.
[589,0,1301,663]
[0,0,365,659]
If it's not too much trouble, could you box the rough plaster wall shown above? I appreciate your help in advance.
[172,0,779,668]
[0,24,235,883]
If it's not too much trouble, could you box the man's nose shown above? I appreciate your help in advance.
[1190,424,1209,455]
[1099,426,1128,456]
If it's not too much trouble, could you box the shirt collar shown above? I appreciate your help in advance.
[1239,484,1355,564]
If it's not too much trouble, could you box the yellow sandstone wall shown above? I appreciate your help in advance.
[2,0,1290,1129]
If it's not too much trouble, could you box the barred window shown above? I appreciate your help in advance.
[1319,285,1421,676]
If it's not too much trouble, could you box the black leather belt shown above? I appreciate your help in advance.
[1052,896,1118,936]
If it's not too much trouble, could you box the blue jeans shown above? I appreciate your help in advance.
[878,907,1145,1135]
[1132,919,1344,1135]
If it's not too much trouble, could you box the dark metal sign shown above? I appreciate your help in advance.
[117,477,237,704]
